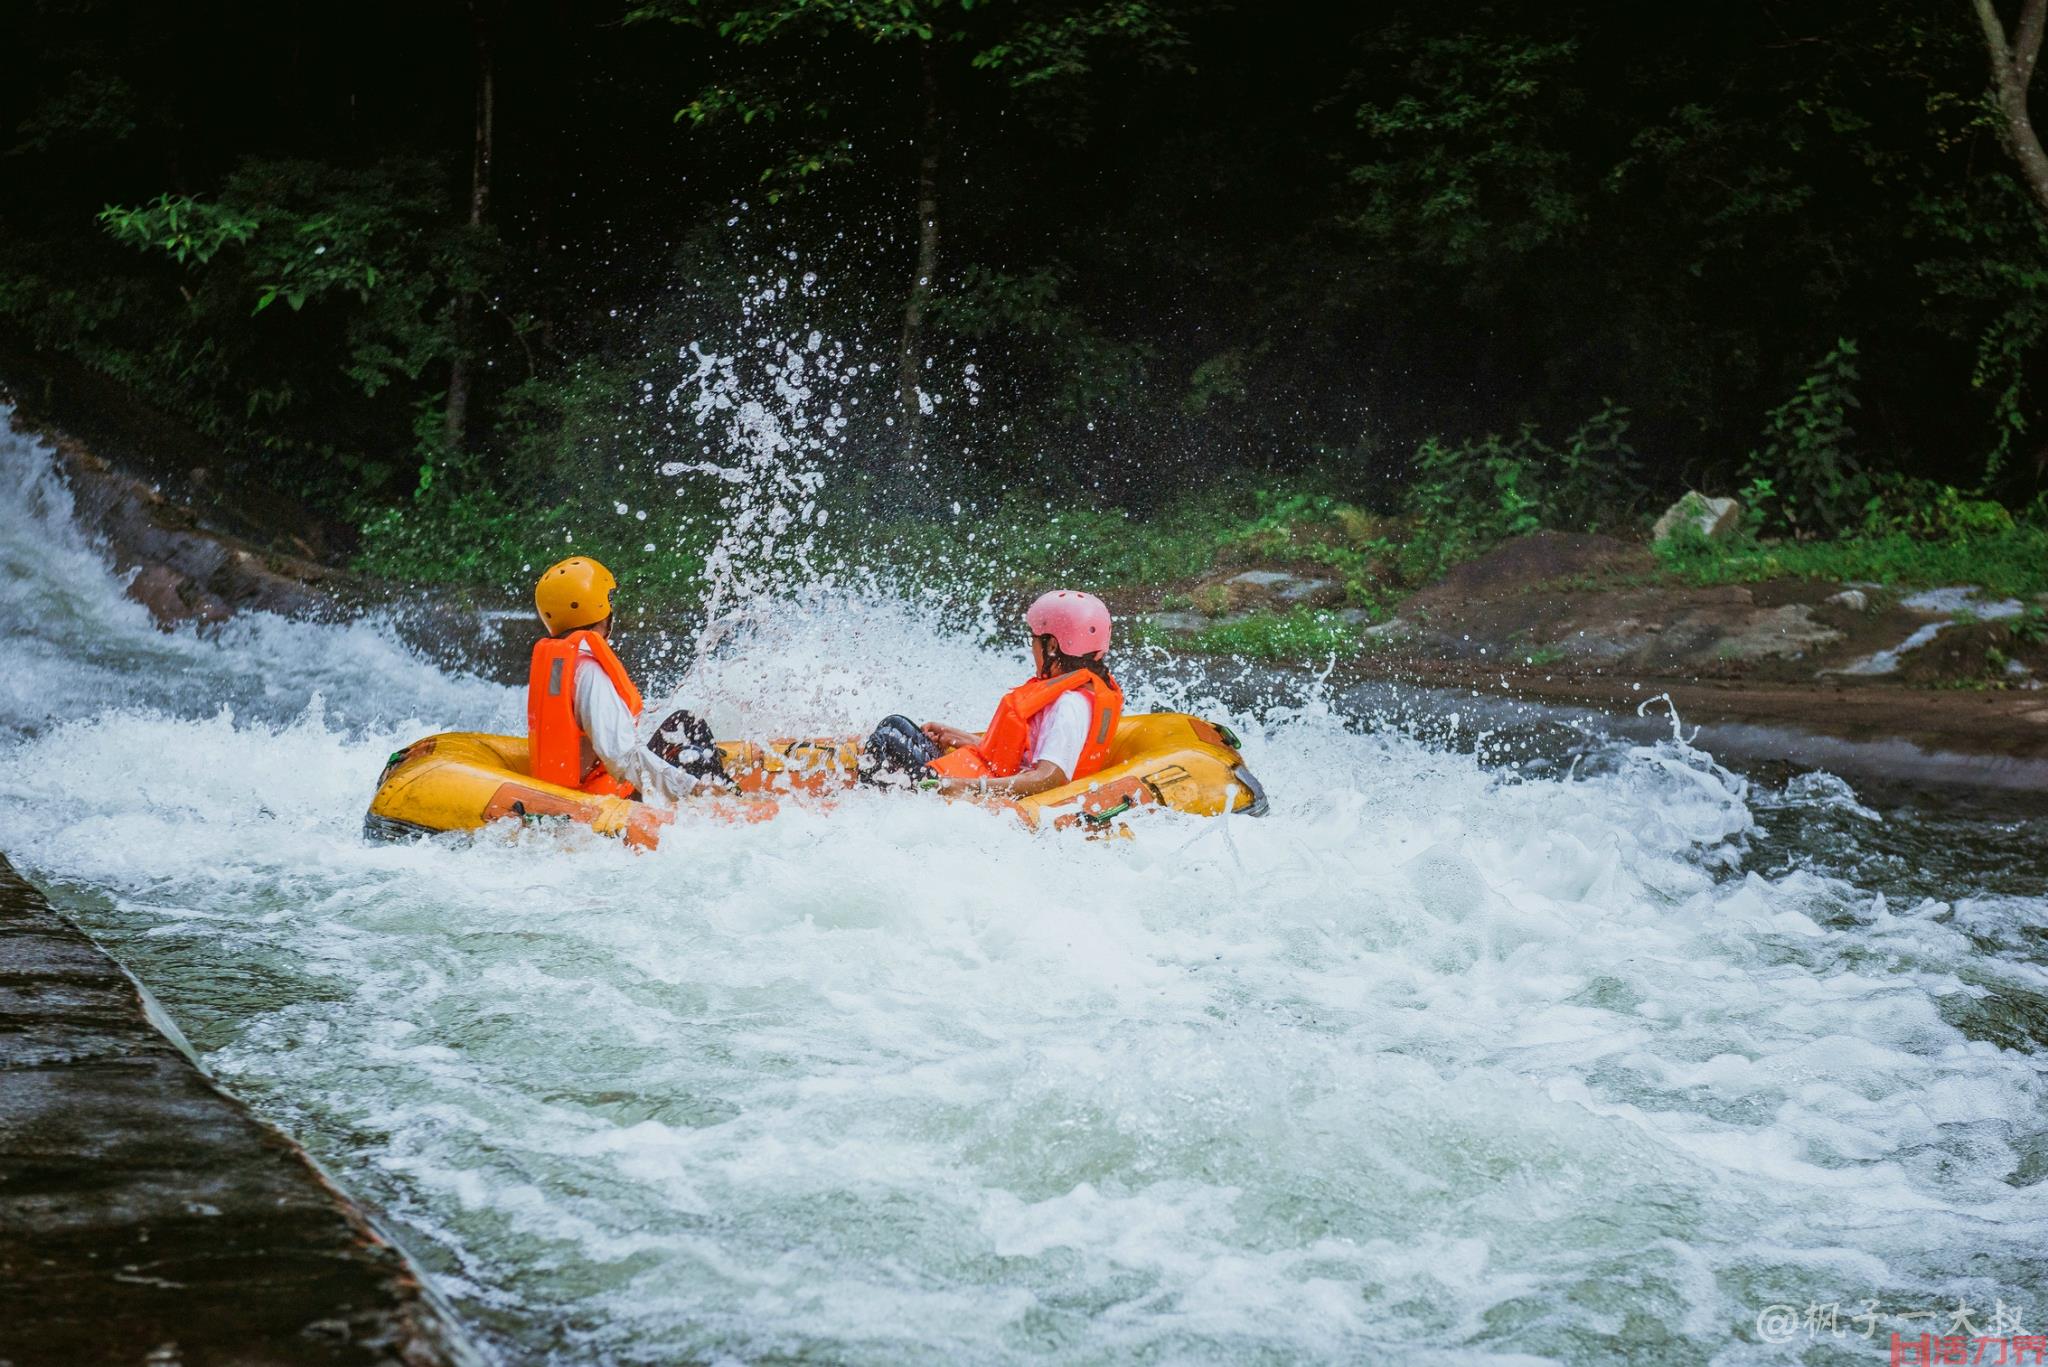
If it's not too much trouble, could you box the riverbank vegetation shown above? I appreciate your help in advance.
[4,1,2048,609]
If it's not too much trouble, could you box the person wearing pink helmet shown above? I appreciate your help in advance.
[864,590,1126,798]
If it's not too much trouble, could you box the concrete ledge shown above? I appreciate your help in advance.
[0,855,477,1367]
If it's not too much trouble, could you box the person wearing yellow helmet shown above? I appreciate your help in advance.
[527,556,725,802]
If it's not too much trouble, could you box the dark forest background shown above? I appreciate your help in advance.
[4,0,2047,590]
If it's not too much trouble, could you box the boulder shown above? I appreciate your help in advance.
[1224,568,1340,603]
[1713,603,1843,662]
[1189,568,1344,616]
[1139,611,1208,634]
[1652,492,1742,544]
[1826,589,1869,612]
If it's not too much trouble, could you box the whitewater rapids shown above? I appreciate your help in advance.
[1,413,2043,1365]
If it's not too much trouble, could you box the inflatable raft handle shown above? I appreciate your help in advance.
[1082,799,1134,827]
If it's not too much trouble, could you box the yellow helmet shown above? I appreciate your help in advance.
[535,556,617,635]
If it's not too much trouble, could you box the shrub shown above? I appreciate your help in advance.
[1861,476,2016,541]
[1401,400,1642,580]
[1741,339,1869,534]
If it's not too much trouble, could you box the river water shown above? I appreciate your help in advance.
[2,411,2045,1365]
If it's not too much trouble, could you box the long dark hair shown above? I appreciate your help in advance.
[1035,634,1115,685]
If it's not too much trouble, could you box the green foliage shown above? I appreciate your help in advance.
[635,0,1195,190]
[9,69,140,156]
[1401,401,1641,579]
[356,463,718,593]
[1913,179,2048,485]
[1652,523,2048,600]
[850,477,1400,612]
[630,0,952,46]
[98,195,259,266]
[355,489,540,585]
[1134,607,1369,661]
[1402,432,1539,579]
[100,159,459,401]
[1862,477,2016,540]
[1741,339,1868,534]
[1221,489,1400,607]
[1345,29,1585,268]
[969,2,1193,88]
[0,154,486,512]
[1182,348,1250,416]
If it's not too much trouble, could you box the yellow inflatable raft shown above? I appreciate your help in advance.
[363,712,1267,850]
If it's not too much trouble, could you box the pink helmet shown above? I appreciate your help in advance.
[1026,589,1112,657]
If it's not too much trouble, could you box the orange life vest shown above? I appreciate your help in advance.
[527,630,643,797]
[927,669,1125,783]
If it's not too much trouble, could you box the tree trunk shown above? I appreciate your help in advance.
[444,2,495,453]
[894,43,942,481]
[1974,0,2048,221]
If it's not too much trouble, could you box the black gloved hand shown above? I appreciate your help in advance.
[647,708,728,783]
[860,714,943,786]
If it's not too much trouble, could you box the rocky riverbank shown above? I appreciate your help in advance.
[0,855,475,1366]
[1135,530,2048,776]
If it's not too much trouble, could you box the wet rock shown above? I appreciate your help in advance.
[0,855,475,1366]
[1651,492,1742,544]
[1554,624,1653,662]
[1216,569,1339,605]
[125,564,233,625]
[1714,604,1843,661]
[1826,589,1869,612]
[1277,578,1337,603]
[1139,611,1208,634]
[1189,568,1344,616]
[13,414,356,630]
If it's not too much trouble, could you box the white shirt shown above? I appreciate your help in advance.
[571,643,698,804]
[1024,691,1091,783]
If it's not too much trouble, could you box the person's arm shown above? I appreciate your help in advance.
[574,659,707,804]
[922,721,981,750]
[934,758,1069,799]
[934,692,1088,798]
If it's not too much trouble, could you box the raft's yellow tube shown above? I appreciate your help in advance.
[363,713,1266,849]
